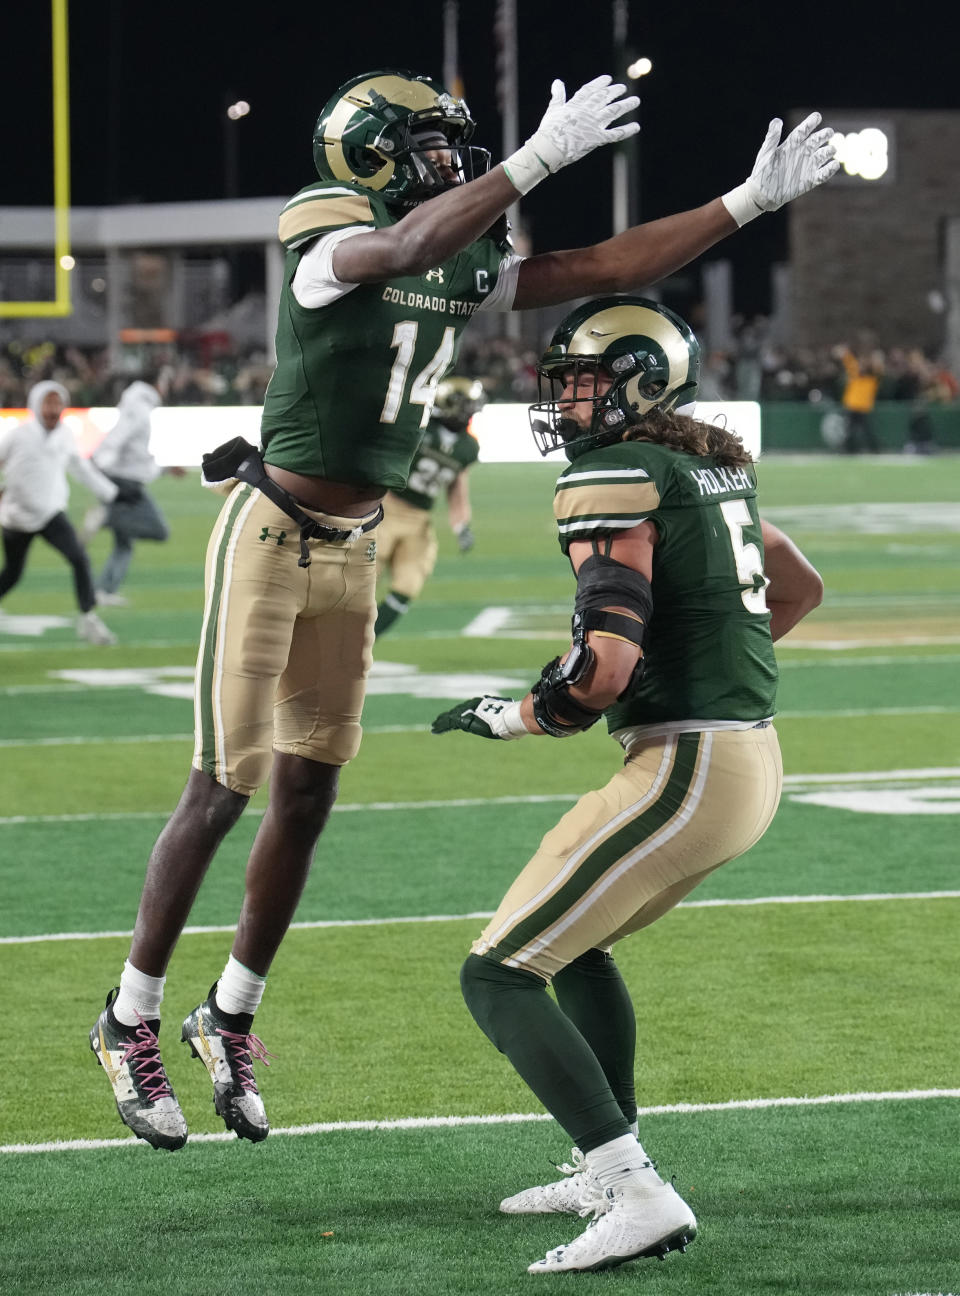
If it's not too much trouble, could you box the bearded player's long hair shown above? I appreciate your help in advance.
[623,408,753,469]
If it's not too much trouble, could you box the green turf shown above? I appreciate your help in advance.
[3,899,955,1144]
[0,455,957,1296]
[1,1101,957,1296]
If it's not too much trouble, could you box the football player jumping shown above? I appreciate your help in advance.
[89,69,837,1154]
[374,376,486,636]
[433,297,824,1273]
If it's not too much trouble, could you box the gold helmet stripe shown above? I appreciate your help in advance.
[567,304,693,389]
[322,75,442,192]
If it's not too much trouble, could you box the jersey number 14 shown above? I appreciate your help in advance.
[381,322,456,429]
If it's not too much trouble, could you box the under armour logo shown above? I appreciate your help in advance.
[425,267,444,284]
[258,526,287,546]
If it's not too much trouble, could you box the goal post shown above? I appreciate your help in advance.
[0,0,72,318]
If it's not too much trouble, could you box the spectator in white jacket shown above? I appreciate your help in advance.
[85,380,181,605]
[0,380,118,645]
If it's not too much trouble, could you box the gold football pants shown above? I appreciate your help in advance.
[192,483,380,794]
[375,493,438,600]
[472,726,783,982]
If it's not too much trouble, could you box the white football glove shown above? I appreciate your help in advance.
[722,112,840,227]
[503,74,640,195]
[431,695,529,740]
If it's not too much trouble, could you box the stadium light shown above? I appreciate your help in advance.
[831,127,889,181]
[226,100,251,120]
[627,57,652,78]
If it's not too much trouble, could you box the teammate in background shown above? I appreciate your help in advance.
[433,298,824,1274]
[84,379,184,606]
[0,380,118,645]
[375,376,484,636]
[89,67,838,1153]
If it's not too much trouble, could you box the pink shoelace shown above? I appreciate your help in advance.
[119,1016,176,1103]
[217,1029,277,1091]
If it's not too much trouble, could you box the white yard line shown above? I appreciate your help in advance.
[0,706,957,748]
[3,1087,957,1156]
[1,767,958,826]
[3,890,958,947]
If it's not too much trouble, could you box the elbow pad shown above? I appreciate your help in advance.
[574,554,653,702]
[573,554,653,648]
[530,646,604,737]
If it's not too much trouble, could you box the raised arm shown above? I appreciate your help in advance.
[513,112,839,309]
[333,75,639,284]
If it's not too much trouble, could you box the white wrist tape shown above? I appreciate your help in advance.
[721,182,763,228]
[502,143,551,196]
[497,699,530,739]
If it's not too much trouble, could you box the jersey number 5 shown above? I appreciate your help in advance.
[719,499,769,614]
[381,322,456,428]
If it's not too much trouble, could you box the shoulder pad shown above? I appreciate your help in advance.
[553,449,661,550]
[278,182,378,250]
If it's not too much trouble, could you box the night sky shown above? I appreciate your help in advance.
[4,0,957,314]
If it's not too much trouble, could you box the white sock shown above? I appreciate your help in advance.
[215,955,266,1017]
[113,960,165,1026]
[586,1133,665,1194]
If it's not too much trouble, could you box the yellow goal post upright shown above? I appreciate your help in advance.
[0,0,72,318]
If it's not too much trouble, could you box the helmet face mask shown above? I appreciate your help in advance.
[313,70,490,207]
[529,296,701,461]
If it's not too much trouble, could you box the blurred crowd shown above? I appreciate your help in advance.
[0,339,274,409]
[2,323,958,419]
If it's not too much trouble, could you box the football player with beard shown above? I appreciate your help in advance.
[90,68,837,1154]
[374,376,485,637]
[433,298,824,1274]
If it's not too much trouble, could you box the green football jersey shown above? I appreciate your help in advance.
[261,182,510,490]
[392,419,480,511]
[552,440,778,729]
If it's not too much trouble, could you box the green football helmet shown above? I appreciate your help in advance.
[432,377,487,433]
[313,69,490,207]
[530,296,701,461]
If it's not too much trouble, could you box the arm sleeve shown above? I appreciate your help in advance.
[291,226,375,309]
[475,254,525,313]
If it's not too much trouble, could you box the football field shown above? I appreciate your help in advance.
[0,454,958,1296]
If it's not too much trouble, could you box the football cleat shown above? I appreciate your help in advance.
[500,1147,601,1215]
[181,988,274,1142]
[76,610,117,646]
[89,988,188,1150]
[526,1180,697,1274]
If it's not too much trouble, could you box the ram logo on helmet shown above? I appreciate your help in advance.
[312,69,491,208]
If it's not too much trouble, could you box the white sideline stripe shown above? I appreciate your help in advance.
[2,653,958,690]
[3,891,958,947]
[1,767,958,827]
[1,705,955,747]
[3,1088,958,1156]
